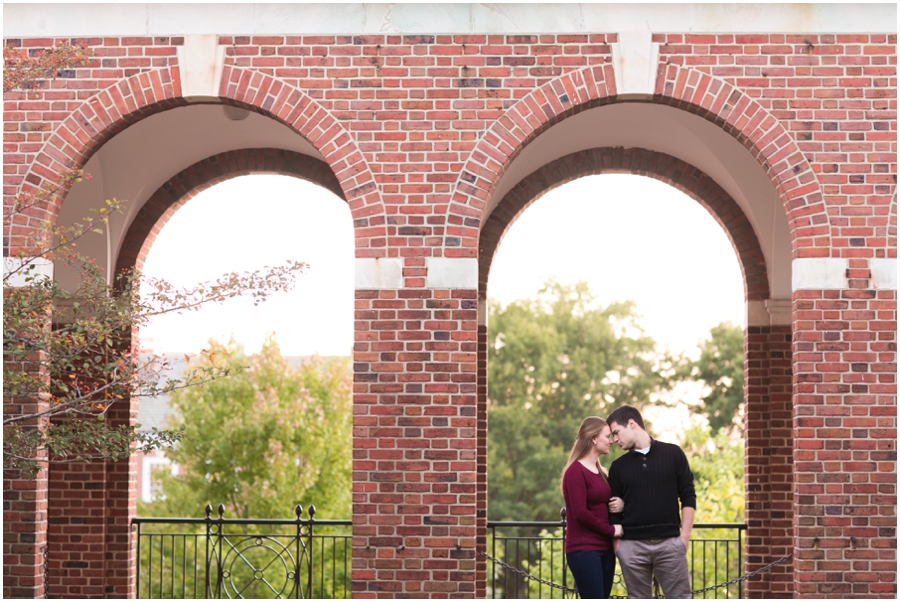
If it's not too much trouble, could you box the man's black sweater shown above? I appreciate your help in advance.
[608,439,696,540]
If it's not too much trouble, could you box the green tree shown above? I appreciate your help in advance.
[3,42,306,476]
[680,322,744,433]
[488,281,674,520]
[683,424,744,524]
[148,337,352,520]
[138,339,352,598]
[682,424,745,597]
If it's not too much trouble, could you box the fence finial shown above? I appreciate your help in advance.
[205,503,212,519]
[217,504,225,519]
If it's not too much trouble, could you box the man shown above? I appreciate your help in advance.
[607,405,695,599]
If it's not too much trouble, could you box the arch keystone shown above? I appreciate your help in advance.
[611,31,660,99]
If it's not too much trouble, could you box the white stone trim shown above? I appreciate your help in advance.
[176,35,226,99]
[354,257,402,290]
[4,4,896,37]
[870,258,898,290]
[478,294,488,326]
[425,257,478,290]
[4,257,54,287]
[792,258,848,291]
[611,31,660,99]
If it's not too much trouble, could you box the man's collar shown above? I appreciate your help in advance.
[629,438,655,454]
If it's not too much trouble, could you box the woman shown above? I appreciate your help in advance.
[560,416,624,599]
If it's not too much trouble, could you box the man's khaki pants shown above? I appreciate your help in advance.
[616,537,691,599]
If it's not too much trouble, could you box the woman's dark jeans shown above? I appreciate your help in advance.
[566,549,616,599]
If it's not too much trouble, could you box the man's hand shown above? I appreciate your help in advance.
[613,524,623,538]
[609,496,624,513]
[680,531,690,552]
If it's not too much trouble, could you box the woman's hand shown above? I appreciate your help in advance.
[613,524,623,538]
[609,496,624,513]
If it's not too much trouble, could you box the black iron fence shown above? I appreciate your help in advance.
[134,507,745,599]
[487,515,746,599]
[133,504,351,599]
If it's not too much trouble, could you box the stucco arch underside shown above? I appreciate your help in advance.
[115,148,345,275]
[455,63,826,267]
[479,148,771,302]
[18,66,386,263]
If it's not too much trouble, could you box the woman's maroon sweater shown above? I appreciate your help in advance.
[562,461,616,553]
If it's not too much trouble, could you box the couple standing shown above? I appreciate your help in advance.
[561,405,696,599]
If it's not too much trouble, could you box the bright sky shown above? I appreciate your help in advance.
[139,173,745,363]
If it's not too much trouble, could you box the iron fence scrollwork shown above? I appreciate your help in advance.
[204,503,315,599]
[135,504,351,599]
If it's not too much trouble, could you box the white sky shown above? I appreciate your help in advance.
[139,173,745,362]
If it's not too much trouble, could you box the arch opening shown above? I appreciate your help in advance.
[476,116,796,593]
[133,173,355,517]
[43,113,357,594]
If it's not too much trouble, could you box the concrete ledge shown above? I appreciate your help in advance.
[478,294,488,326]
[5,4,896,37]
[792,258,848,291]
[871,258,898,290]
[746,300,769,327]
[765,299,792,326]
[425,257,478,290]
[746,299,792,326]
[4,257,54,287]
[355,257,402,290]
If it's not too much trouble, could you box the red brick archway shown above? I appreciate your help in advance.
[4,29,894,599]
[115,148,346,274]
[474,147,793,596]
[13,66,385,254]
[45,147,351,600]
[451,64,828,258]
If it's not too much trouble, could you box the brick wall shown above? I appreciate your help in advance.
[3,31,896,598]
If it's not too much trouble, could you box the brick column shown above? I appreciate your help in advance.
[475,292,489,598]
[792,281,897,598]
[3,445,49,599]
[2,301,50,598]
[45,338,138,598]
[744,298,794,597]
[103,395,139,598]
[351,263,479,597]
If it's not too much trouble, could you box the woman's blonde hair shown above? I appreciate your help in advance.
[559,416,609,496]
